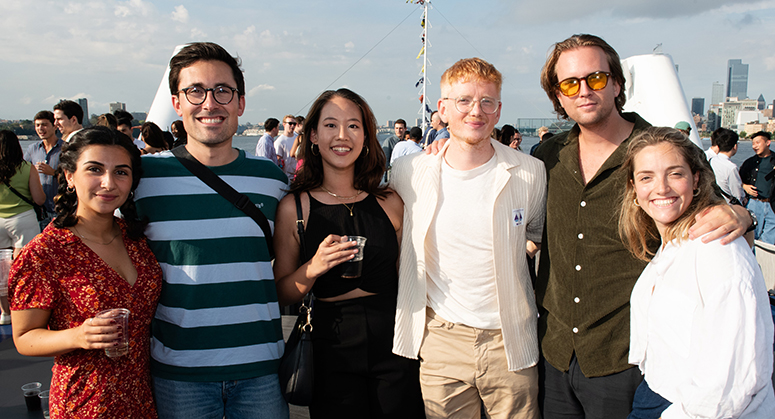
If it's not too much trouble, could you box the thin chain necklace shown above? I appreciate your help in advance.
[73,224,121,246]
[320,186,363,200]
[320,186,361,216]
[340,202,356,217]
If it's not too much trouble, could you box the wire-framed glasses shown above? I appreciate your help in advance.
[441,96,500,114]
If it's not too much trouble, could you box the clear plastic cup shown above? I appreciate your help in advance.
[39,390,50,418]
[96,308,130,357]
[341,236,367,278]
[21,382,41,411]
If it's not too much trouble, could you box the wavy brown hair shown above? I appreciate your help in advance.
[618,127,724,261]
[290,88,386,197]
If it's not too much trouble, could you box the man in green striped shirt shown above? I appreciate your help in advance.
[134,42,289,419]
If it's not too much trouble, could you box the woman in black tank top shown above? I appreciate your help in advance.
[273,89,425,418]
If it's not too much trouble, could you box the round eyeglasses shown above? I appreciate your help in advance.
[556,72,611,97]
[442,96,500,115]
[178,86,238,105]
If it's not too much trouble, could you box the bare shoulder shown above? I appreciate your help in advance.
[276,192,307,224]
[376,188,404,229]
[277,193,297,217]
[379,188,404,207]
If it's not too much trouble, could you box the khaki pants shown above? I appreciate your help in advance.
[419,308,539,419]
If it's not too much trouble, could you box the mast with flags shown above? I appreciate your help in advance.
[409,0,431,135]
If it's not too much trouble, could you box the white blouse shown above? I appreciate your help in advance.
[629,236,775,419]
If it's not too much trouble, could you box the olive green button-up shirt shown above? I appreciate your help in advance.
[533,112,651,378]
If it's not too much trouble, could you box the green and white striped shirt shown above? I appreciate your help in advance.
[135,149,288,382]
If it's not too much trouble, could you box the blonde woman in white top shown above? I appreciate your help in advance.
[618,126,775,419]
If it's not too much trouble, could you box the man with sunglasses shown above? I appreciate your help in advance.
[534,34,752,418]
[274,114,298,180]
[392,58,546,418]
[133,42,289,419]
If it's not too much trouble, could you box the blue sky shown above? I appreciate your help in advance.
[2,0,775,126]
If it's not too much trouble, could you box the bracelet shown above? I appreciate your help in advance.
[746,208,758,233]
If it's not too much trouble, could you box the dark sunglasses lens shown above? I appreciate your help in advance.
[587,73,609,91]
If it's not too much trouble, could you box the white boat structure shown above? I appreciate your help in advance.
[621,53,702,148]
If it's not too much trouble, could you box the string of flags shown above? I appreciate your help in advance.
[412,3,431,128]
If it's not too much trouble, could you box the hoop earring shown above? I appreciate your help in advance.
[633,198,640,207]
[693,189,700,197]
[362,146,369,156]
[128,191,134,200]
[311,143,320,156]
[67,186,75,193]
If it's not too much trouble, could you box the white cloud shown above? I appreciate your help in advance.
[114,0,153,18]
[509,0,767,21]
[19,97,31,105]
[248,85,276,97]
[172,5,189,23]
[765,55,775,71]
[190,27,207,39]
[345,41,355,52]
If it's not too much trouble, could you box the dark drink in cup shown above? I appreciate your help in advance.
[340,236,367,279]
[341,261,363,278]
[25,392,41,410]
[21,382,42,411]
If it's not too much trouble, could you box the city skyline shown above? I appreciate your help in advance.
[2,1,775,126]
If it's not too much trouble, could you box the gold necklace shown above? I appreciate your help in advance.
[320,186,363,200]
[341,202,355,217]
[73,224,121,246]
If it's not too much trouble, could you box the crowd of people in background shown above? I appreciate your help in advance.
[1,34,773,419]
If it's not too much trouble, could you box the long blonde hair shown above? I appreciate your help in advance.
[618,127,724,261]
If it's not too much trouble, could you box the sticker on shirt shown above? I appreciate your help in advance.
[512,208,525,227]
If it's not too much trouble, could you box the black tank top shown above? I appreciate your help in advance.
[303,192,399,299]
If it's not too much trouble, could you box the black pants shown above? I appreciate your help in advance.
[539,354,643,419]
[309,293,425,419]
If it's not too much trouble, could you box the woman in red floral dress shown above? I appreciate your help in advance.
[10,126,162,418]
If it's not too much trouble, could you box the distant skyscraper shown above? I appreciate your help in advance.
[691,98,705,117]
[109,102,126,113]
[757,94,765,110]
[726,59,749,100]
[711,82,725,105]
[77,98,90,127]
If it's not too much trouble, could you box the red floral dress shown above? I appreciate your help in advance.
[10,219,162,418]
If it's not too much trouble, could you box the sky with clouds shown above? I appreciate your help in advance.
[2,0,775,127]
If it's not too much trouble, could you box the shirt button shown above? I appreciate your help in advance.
[577,233,584,239]
[580,201,587,207]
[574,297,580,303]
[575,265,581,271]
[573,327,579,333]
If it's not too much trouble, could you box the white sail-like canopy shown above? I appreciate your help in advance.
[621,53,702,148]
[145,45,186,133]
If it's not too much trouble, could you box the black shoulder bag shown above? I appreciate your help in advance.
[171,146,275,259]
[277,192,314,406]
[3,181,45,221]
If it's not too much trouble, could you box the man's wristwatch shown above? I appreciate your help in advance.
[746,208,758,233]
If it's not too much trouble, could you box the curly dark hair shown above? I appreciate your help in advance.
[290,88,386,197]
[0,130,24,184]
[54,126,147,239]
